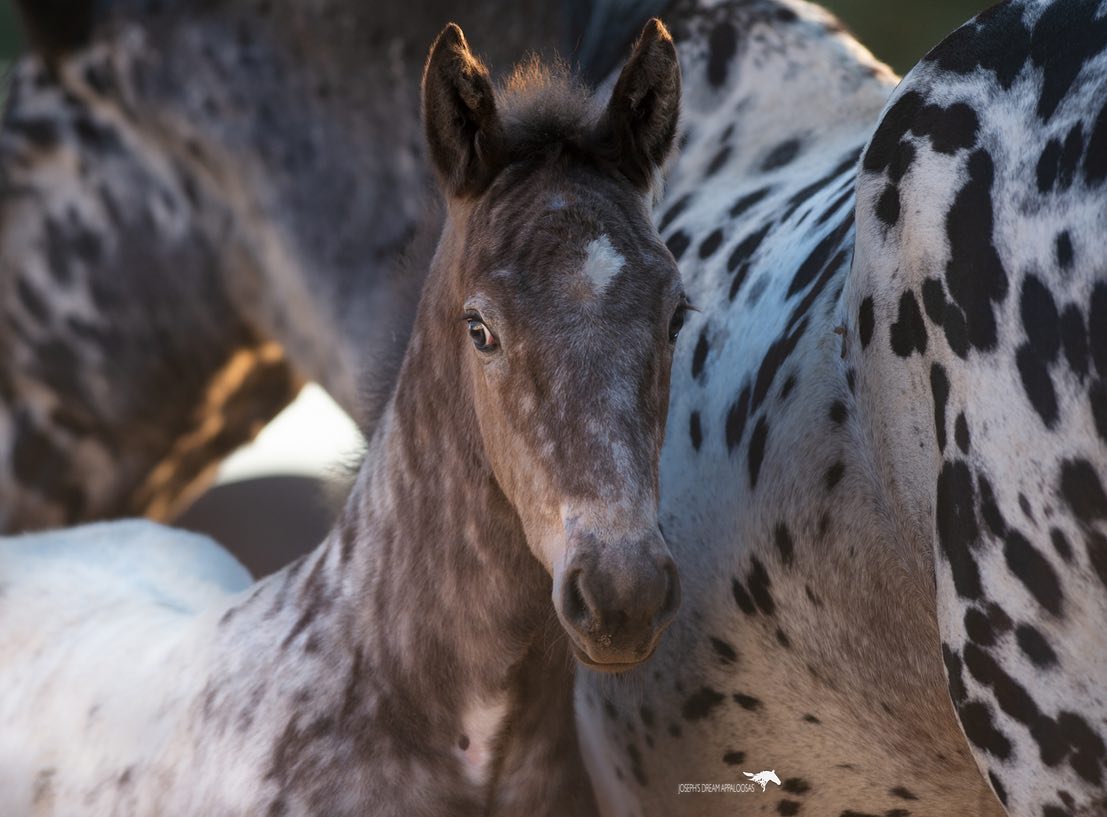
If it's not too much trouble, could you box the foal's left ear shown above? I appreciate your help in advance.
[422,23,504,197]
[600,19,682,190]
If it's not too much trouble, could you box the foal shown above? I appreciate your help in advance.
[0,20,685,817]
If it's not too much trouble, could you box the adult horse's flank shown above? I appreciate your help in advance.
[0,20,684,816]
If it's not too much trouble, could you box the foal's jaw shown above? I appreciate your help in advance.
[543,502,681,671]
[554,546,681,671]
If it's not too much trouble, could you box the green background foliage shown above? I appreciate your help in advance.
[0,2,19,61]
[823,0,990,73]
[0,1,991,75]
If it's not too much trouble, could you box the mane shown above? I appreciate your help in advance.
[495,56,602,158]
[356,194,442,441]
[491,55,670,197]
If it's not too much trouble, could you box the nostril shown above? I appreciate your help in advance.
[657,560,681,623]
[563,569,590,629]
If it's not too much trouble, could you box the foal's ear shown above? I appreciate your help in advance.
[600,19,682,190]
[422,24,504,197]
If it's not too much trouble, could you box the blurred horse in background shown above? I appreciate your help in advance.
[0,0,667,533]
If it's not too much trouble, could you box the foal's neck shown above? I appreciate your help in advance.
[234,229,595,813]
[350,243,557,699]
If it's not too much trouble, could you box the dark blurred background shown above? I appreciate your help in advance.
[0,2,17,60]
[0,1,992,75]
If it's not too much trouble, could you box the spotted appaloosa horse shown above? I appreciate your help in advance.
[853,2,1107,813]
[0,21,686,815]
[573,2,1106,817]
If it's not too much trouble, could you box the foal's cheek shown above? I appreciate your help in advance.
[466,352,510,435]
[652,350,675,448]
[469,367,543,509]
[529,517,573,574]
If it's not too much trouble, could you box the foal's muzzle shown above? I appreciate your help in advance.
[554,528,680,671]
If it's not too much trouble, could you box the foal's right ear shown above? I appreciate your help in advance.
[422,24,504,198]
[599,19,682,190]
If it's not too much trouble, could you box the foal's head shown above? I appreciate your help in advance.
[420,20,684,670]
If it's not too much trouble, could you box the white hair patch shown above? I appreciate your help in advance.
[581,234,625,294]
[457,695,509,785]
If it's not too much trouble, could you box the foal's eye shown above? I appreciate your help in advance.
[466,317,498,352]
[668,304,688,343]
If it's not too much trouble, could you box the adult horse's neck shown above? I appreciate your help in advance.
[206,218,596,815]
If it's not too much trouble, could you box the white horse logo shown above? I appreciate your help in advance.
[743,770,782,792]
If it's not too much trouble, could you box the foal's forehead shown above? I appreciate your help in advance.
[475,177,676,299]
[480,162,646,238]
[482,216,676,311]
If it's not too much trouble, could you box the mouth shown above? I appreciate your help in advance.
[569,641,658,673]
